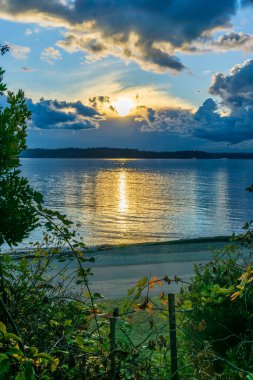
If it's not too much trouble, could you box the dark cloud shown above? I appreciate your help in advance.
[1,0,238,43]
[134,60,253,144]
[135,41,185,71]
[89,96,110,108]
[88,96,116,114]
[209,59,253,109]
[0,0,246,72]
[200,59,253,143]
[26,98,101,130]
[135,104,198,134]
[72,0,237,45]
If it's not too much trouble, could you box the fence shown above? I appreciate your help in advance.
[104,293,179,380]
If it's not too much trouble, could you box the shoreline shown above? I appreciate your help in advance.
[44,236,231,299]
[7,235,231,259]
[2,236,233,299]
[95,235,230,251]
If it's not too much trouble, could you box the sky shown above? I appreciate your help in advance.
[1,0,253,151]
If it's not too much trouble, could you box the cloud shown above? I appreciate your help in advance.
[25,27,40,35]
[180,31,253,54]
[214,31,253,51]
[26,98,102,130]
[21,66,34,72]
[0,0,248,72]
[201,59,253,143]
[133,60,253,144]
[25,28,33,35]
[40,46,62,64]
[135,105,198,134]
[209,59,253,109]
[57,31,185,73]
[9,43,30,60]
[88,96,117,114]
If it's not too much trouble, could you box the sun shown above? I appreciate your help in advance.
[114,97,134,117]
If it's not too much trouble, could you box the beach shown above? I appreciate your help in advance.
[47,237,230,299]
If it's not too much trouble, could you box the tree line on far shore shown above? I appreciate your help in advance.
[22,147,253,159]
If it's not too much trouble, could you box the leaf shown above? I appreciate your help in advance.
[49,320,59,327]
[0,354,10,375]
[75,336,84,346]
[127,287,135,296]
[4,333,22,342]
[15,372,27,380]
[29,347,38,356]
[182,300,192,310]
[93,292,104,299]
[23,360,35,380]
[63,319,72,327]
[149,276,158,289]
[50,357,59,372]
[36,353,56,363]
[0,354,8,362]
[0,321,7,334]
[231,291,241,301]
[6,347,24,357]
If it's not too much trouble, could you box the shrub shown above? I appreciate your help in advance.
[179,235,253,379]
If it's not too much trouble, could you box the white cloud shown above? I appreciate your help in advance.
[40,46,62,64]
[25,27,40,35]
[9,43,30,60]
[25,28,32,35]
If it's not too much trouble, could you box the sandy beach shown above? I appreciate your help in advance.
[46,237,230,299]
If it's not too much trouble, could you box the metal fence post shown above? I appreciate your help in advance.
[168,293,178,380]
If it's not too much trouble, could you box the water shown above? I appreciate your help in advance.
[20,158,253,246]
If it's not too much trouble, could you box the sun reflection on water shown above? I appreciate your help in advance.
[118,171,128,213]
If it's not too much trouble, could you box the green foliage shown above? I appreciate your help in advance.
[0,250,174,379]
[179,241,253,379]
[0,67,43,246]
[0,44,9,56]
[0,320,58,380]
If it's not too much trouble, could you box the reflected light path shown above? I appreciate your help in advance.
[118,171,128,213]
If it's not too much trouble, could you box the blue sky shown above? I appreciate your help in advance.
[1,0,253,151]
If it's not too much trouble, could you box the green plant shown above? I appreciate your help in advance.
[179,234,253,379]
[0,67,43,247]
[0,320,59,380]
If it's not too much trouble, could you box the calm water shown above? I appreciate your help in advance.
[21,158,253,246]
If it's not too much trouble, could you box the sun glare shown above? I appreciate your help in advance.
[114,97,134,117]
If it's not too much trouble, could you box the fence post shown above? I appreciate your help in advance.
[168,293,178,380]
[109,308,118,379]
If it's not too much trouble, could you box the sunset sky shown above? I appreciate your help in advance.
[1,0,253,151]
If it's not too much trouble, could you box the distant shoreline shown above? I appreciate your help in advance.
[21,147,253,159]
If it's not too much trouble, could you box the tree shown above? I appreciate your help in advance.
[0,66,43,246]
[0,44,9,56]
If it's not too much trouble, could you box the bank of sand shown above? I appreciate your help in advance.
[49,237,230,299]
